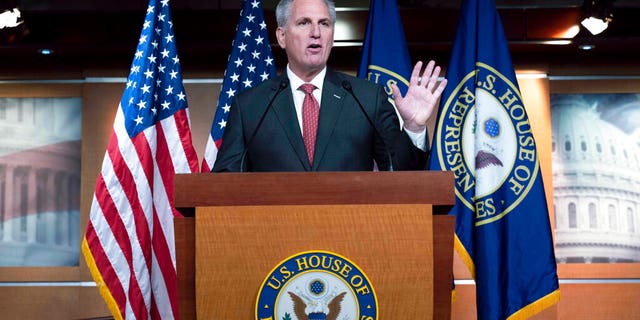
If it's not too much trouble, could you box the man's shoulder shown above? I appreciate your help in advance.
[237,75,285,100]
[326,70,381,91]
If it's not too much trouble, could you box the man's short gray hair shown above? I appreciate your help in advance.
[275,0,336,28]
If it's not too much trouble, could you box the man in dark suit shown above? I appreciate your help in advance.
[212,0,447,172]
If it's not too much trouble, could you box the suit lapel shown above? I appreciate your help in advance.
[270,76,311,170]
[313,71,347,170]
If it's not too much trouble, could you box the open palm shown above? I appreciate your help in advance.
[392,60,448,133]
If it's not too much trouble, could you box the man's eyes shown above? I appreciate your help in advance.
[296,20,331,26]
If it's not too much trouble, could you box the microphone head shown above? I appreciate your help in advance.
[341,80,352,91]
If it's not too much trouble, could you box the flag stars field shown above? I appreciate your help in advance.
[202,0,276,172]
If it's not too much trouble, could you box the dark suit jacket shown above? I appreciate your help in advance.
[212,69,427,172]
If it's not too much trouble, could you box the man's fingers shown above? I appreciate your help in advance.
[419,60,436,87]
[390,82,403,105]
[434,78,448,98]
[425,65,441,91]
[410,61,423,86]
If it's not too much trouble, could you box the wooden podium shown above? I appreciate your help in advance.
[174,171,455,319]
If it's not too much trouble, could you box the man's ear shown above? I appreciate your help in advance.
[276,27,286,49]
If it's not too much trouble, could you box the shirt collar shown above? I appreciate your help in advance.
[286,65,327,93]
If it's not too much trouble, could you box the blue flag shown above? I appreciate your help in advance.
[357,0,411,100]
[202,0,276,171]
[428,0,560,318]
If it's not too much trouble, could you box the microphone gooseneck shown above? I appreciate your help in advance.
[341,80,394,171]
[239,79,289,172]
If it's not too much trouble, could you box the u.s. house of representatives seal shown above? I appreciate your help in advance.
[433,62,540,226]
[255,250,378,320]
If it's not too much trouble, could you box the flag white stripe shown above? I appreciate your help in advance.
[101,148,153,316]
[145,106,183,317]
[151,252,172,318]
[147,124,177,265]
[151,175,176,266]
[160,114,190,174]
[114,109,155,231]
[89,195,136,319]
[89,195,130,297]
[202,135,219,171]
[154,119,178,233]
[110,109,160,316]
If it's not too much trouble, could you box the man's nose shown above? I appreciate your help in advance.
[310,23,321,38]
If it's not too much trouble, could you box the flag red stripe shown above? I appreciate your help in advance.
[154,122,176,209]
[200,138,219,172]
[152,208,179,319]
[201,138,221,172]
[94,173,149,319]
[201,162,211,173]
[85,221,127,317]
[107,132,154,275]
[150,121,180,318]
[174,109,200,173]
[150,297,161,320]
[131,131,156,193]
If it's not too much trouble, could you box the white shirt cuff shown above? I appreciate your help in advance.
[405,128,427,152]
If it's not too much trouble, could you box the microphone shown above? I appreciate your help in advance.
[239,79,289,172]
[341,80,394,171]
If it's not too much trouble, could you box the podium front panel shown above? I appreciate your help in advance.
[195,204,434,319]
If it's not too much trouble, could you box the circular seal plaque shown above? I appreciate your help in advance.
[255,250,378,320]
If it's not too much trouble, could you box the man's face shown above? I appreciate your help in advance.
[276,0,334,79]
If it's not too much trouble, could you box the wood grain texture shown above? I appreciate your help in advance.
[175,171,455,208]
[177,216,456,320]
[174,171,456,319]
[196,204,433,319]
[0,286,109,320]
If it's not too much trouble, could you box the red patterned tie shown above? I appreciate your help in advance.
[300,83,319,165]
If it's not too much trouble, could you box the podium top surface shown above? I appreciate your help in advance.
[174,171,454,211]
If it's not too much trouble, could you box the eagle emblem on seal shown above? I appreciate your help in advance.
[288,291,346,320]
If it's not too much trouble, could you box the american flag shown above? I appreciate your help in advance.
[81,0,199,319]
[201,0,276,171]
